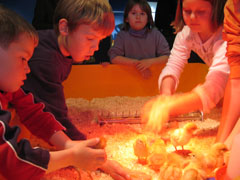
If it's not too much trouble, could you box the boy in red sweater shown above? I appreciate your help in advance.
[0,5,110,180]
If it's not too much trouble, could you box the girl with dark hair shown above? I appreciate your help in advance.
[108,0,170,79]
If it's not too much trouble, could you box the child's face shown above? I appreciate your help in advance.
[0,33,34,92]
[182,0,213,33]
[63,24,106,63]
[126,4,148,31]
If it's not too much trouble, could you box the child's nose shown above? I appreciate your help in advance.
[190,12,197,19]
[92,40,99,51]
[25,64,31,74]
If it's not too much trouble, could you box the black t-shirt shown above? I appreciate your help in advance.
[23,29,73,126]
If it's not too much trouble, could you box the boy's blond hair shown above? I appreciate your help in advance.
[53,0,115,36]
[0,5,38,49]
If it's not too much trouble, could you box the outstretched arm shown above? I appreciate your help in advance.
[217,78,240,145]
[142,92,202,132]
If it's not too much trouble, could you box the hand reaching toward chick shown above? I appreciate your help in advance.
[170,122,198,151]
[141,95,172,132]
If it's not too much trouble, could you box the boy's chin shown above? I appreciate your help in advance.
[84,56,91,60]
[3,85,21,93]
[73,57,91,64]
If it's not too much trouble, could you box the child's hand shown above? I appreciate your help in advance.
[100,160,131,180]
[141,95,171,132]
[101,62,110,67]
[136,60,153,71]
[71,138,107,171]
[160,76,176,95]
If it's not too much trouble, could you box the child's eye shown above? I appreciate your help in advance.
[195,10,206,16]
[183,10,192,15]
[140,12,146,16]
[21,57,27,62]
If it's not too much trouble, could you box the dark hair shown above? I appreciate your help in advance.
[123,0,154,31]
[53,0,115,36]
[172,0,227,33]
[0,5,38,49]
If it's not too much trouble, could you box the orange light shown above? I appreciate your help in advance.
[142,95,172,132]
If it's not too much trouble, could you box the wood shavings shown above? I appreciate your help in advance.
[41,97,223,180]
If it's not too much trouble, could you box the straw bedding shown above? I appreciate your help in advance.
[37,96,222,180]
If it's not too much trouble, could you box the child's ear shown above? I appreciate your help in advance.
[58,18,69,36]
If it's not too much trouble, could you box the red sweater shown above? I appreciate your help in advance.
[0,88,65,180]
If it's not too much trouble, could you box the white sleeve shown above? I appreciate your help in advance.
[193,40,230,113]
[158,27,191,90]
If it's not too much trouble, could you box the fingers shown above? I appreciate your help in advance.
[84,138,100,147]
[142,96,170,132]
[84,139,107,165]
[114,168,131,180]
[88,147,107,160]
[108,173,129,180]
[136,63,147,71]
[86,151,107,171]
[104,168,131,180]
[147,97,169,132]
[141,99,155,123]
[94,156,107,169]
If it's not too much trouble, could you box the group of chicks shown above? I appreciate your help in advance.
[133,122,229,180]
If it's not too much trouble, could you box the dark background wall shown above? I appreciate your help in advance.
[0,0,158,39]
[0,0,37,23]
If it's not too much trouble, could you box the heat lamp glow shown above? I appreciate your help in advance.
[39,96,224,180]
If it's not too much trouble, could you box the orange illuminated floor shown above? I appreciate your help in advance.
[41,107,223,180]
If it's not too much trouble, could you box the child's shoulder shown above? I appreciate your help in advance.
[115,30,130,40]
[176,26,197,41]
[178,26,192,35]
[37,29,58,46]
[33,29,61,60]
[149,27,165,36]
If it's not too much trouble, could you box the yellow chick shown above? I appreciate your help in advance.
[148,138,166,154]
[182,167,207,180]
[170,122,198,150]
[167,152,188,168]
[148,138,167,171]
[133,136,149,164]
[159,164,182,180]
[197,142,228,176]
[182,157,207,180]
[148,153,167,171]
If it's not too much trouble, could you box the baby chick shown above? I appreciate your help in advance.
[182,167,207,180]
[148,138,167,171]
[159,164,182,180]
[148,152,167,171]
[197,142,229,176]
[182,157,207,180]
[170,122,198,151]
[133,136,149,164]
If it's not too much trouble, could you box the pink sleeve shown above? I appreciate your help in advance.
[158,27,191,90]
[193,41,229,112]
